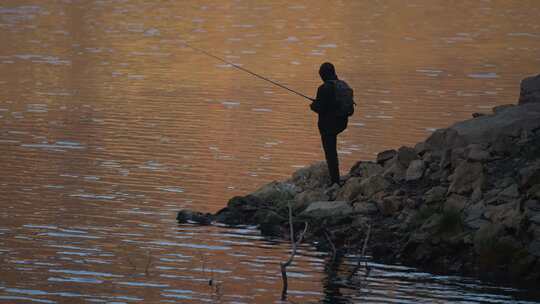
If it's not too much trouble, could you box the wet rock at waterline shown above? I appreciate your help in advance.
[178,80,540,283]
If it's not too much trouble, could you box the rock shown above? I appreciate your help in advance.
[420,213,443,232]
[406,160,426,181]
[397,146,418,168]
[499,184,520,199]
[424,186,448,204]
[359,175,391,198]
[227,195,264,211]
[377,196,403,216]
[298,201,353,219]
[519,161,540,189]
[485,202,522,230]
[252,181,297,203]
[440,149,453,170]
[383,161,406,181]
[466,218,490,230]
[291,161,330,190]
[376,149,397,165]
[425,128,467,151]
[349,161,384,179]
[529,240,540,257]
[294,189,329,210]
[177,210,213,225]
[215,195,265,225]
[531,214,540,225]
[495,177,514,189]
[335,177,362,201]
[471,187,483,202]
[519,74,540,105]
[444,194,468,212]
[529,184,540,200]
[524,200,540,212]
[492,104,515,114]
[483,188,502,202]
[448,161,484,195]
[414,142,429,156]
[466,144,490,162]
[491,134,520,156]
[352,200,379,214]
[464,201,486,221]
[472,112,486,118]
[323,183,341,201]
[451,147,466,169]
[255,210,286,236]
[531,224,540,238]
[450,102,540,145]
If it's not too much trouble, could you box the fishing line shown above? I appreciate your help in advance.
[180,40,314,101]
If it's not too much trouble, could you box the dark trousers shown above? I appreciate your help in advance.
[321,133,340,184]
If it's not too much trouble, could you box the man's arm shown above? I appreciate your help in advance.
[310,83,334,114]
[310,86,323,113]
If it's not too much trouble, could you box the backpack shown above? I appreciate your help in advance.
[331,80,355,117]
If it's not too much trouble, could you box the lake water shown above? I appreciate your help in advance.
[1,1,540,303]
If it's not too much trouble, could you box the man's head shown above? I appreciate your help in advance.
[319,62,337,81]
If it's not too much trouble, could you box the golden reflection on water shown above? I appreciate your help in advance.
[1,0,540,303]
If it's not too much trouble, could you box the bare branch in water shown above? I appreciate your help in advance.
[348,224,372,281]
[324,229,337,263]
[280,200,309,301]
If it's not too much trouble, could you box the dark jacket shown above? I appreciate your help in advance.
[310,77,348,135]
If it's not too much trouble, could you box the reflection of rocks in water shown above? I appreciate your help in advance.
[178,75,540,284]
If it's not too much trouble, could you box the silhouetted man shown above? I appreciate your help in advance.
[310,62,349,186]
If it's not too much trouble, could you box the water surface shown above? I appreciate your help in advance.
[1,1,540,303]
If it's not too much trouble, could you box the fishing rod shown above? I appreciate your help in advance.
[180,41,314,102]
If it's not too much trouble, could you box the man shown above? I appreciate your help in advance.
[310,62,349,186]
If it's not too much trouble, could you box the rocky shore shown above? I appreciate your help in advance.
[178,74,540,283]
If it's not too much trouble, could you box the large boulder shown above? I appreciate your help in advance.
[448,161,485,195]
[353,200,379,214]
[529,241,540,257]
[298,201,353,219]
[359,175,391,198]
[252,181,297,203]
[444,194,468,212]
[377,149,397,165]
[290,161,330,190]
[406,160,426,181]
[377,196,403,216]
[214,195,265,225]
[524,200,540,213]
[465,144,490,162]
[255,209,286,236]
[294,189,329,211]
[424,186,448,204]
[450,102,540,145]
[520,161,540,189]
[519,74,540,105]
[383,161,407,181]
[349,161,384,179]
[397,146,418,168]
[464,202,489,229]
[335,177,363,201]
[425,128,467,152]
